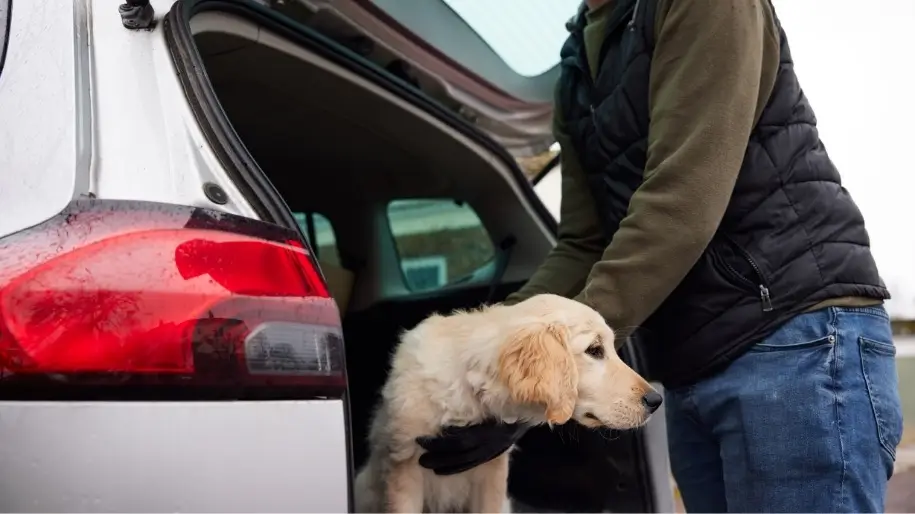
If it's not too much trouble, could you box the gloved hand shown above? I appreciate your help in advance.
[415,419,532,476]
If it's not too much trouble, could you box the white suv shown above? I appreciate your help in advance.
[0,0,673,511]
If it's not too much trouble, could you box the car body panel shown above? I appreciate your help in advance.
[89,0,259,219]
[0,0,259,240]
[0,1,89,238]
[0,400,349,512]
[0,3,349,512]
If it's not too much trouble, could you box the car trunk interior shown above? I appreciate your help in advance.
[190,14,652,513]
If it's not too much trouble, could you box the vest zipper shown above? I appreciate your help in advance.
[627,0,641,30]
[722,237,774,313]
[759,284,774,313]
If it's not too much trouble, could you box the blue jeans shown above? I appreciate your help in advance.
[666,306,904,513]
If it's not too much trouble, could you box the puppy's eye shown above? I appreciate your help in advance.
[585,343,605,359]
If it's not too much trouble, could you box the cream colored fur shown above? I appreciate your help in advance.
[353,294,658,513]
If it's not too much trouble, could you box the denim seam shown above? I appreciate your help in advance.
[860,336,896,356]
[859,337,899,460]
[827,307,849,509]
[834,305,890,321]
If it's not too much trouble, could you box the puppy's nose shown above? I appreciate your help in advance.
[641,390,663,413]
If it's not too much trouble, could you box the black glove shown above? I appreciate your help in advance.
[415,419,532,476]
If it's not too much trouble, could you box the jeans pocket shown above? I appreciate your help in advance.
[859,337,904,460]
[747,309,835,353]
[749,334,834,353]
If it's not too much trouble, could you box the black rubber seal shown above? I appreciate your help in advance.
[162,0,557,236]
[0,0,12,78]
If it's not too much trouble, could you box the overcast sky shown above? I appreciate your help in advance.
[447,0,915,318]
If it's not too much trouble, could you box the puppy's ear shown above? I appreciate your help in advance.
[497,323,578,425]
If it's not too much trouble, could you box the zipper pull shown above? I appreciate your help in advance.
[759,285,773,313]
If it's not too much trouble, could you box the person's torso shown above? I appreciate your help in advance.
[556,0,889,386]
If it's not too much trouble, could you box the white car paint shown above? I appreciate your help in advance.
[0,2,349,512]
[0,1,88,237]
[0,0,259,240]
[0,400,349,513]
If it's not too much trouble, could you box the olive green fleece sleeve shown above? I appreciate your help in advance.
[503,93,606,306]
[573,0,780,335]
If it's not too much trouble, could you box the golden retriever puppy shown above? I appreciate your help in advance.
[353,293,660,513]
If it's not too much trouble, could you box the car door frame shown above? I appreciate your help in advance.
[532,155,675,513]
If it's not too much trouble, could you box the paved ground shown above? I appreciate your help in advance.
[887,446,915,512]
[887,470,915,512]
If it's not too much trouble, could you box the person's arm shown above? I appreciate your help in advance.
[503,95,606,306]
[574,0,780,338]
[414,0,781,477]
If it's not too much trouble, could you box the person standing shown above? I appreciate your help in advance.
[415,0,904,511]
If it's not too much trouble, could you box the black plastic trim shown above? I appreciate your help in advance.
[0,0,11,78]
[619,337,659,513]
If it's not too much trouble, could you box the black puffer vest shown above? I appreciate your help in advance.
[557,0,889,387]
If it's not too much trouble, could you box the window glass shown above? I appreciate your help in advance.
[293,212,340,266]
[369,0,577,103]
[440,0,580,77]
[387,199,495,292]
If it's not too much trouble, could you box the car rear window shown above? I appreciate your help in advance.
[293,211,340,266]
[386,199,495,292]
[370,0,580,103]
[440,0,580,77]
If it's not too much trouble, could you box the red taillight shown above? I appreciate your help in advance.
[0,201,345,396]
[175,237,328,298]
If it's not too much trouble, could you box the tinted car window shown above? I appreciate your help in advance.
[293,211,340,266]
[387,199,495,292]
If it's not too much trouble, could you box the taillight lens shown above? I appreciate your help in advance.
[0,200,345,397]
